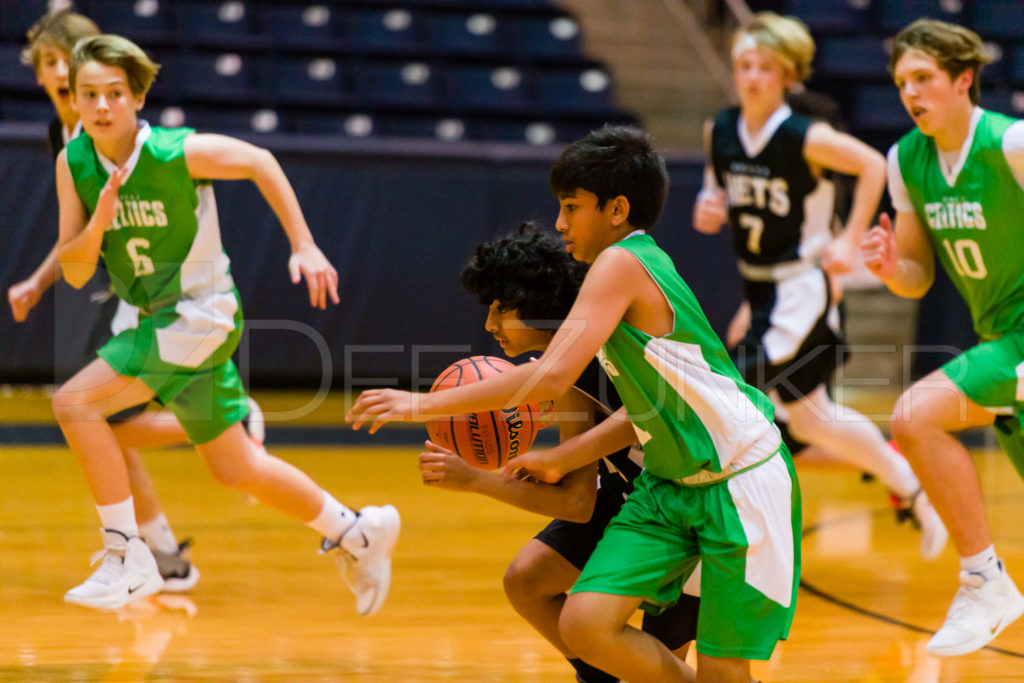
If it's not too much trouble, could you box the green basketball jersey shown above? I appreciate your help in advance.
[65,124,233,310]
[597,233,779,480]
[897,109,1024,340]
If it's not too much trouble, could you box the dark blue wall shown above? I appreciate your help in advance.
[0,123,740,389]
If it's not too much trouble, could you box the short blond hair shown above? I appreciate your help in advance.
[21,8,100,71]
[70,34,160,96]
[890,19,992,105]
[732,12,815,83]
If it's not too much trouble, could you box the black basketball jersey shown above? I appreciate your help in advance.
[573,359,641,500]
[710,106,835,267]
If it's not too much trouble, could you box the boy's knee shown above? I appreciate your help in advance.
[503,556,543,603]
[52,389,99,423]
[559,597,602,656]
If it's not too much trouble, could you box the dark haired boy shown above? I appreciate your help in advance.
[351,125,799,683]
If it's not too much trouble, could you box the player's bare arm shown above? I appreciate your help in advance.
[693,119,726,235]
[506,406,637,484]
[348,247,642,432]
[804,122,887,274]
[862,211,935,298]
[56,151,127,289]
[184,133,339,309]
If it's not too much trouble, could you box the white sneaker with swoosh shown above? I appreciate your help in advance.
[321,505,401,617]
[926,568,1024,656]
[65,528,165,609]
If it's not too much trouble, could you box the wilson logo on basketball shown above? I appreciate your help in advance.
[425,356,538,469]
[503,407,525,461]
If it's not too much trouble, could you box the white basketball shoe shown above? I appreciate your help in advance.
[927,566,1024,656]
[321,505,401,617]
[65,528,165,609]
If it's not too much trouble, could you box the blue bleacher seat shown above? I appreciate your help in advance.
[382,113,474,141]
[817,36,891,79]
[268,56,351,108]
[852,84,909,132]
[261,4,347,52]
[88,0,179,48]
[1009,45,1024,86]
[969,1,1024,41]
[511,15,581,60]
[782,0,870,35]
[877,0,964,35]
[352,59,443,107]
[290,110,370,137]
[174,104,285,134]
[180,52,265,103]
[534,65,616,114]
[349,7,426,55]
[426,11,509,57]
[178,1,268,50]
[0,45,37,92]
[448,64,530,112]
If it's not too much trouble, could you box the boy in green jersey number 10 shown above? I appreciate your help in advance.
[862,18,1024,656]
[54,34,399,615]
[349,126,800,683]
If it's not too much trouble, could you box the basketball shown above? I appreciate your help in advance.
[426,356,539,469]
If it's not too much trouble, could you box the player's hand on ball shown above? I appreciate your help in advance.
[418,440,480,491]
[288,242,340,310]
[861,213,898,280]
[502,449,564,484]
[347,389,420,433]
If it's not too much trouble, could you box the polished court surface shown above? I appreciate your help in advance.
[2,389,1024,681]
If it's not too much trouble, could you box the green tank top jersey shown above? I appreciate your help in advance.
[897,109,1024,340]
[597,233,779,481]
[65,124,233,310]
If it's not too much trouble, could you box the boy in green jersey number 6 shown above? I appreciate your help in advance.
[350,126,800,683]
[862,19,1024,656]
[54,35,399,615]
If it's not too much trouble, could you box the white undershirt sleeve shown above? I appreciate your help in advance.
[886,143,914,212]
[1001,120,1024,192]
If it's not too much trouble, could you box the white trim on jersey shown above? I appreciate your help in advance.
[644,337,779,471]
[95,121,151,183]
[763,268,828,363]
[737,104,792,158]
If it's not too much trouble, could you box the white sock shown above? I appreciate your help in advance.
[787,392,920,496]
[96,497,139,539]
[139,513,180,554]
[308,492,357,541]
[961,545,1003,582]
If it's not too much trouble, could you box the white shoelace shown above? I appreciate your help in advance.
[84,548,126,587]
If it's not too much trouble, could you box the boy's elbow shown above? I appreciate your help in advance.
[563,489,597,523]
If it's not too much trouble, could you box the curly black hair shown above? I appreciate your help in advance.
[460,222,588,329]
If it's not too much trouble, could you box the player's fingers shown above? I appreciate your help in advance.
[327,267,340,305]
[879,212,893,232]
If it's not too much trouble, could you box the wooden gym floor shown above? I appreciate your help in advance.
[1,388,1023,681]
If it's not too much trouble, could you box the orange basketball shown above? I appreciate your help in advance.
[426,356,539,469]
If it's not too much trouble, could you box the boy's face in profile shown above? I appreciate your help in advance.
[485,301,553,357]
[36,43,76,125]
[555,188,626,264]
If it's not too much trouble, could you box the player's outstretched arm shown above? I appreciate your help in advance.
[184,133,340,309]
[861,211,934,298]
[57,151,126,289]
[804,122,887,275]
[347,248,639,433]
